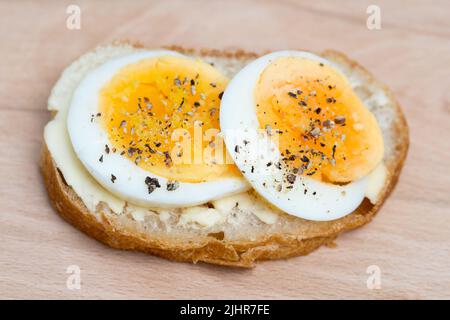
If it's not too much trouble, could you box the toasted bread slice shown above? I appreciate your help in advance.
[41,42,408,267]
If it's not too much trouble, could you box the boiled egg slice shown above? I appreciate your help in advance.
[67,50,249,208]
[220,51,384,221]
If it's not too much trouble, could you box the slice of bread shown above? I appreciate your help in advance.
[41,42,409,268]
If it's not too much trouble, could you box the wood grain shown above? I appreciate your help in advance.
[0,0,449,299]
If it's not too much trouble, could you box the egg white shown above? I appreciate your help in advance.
[67,50,249,208]
[220,51,375,221]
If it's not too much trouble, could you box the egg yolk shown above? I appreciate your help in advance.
[99,56,240,183]
[255,57,384,183]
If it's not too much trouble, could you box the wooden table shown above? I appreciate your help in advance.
[1,0,449,299]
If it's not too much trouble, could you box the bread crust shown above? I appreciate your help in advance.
[40,44,409,267]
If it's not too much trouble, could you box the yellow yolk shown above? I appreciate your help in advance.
[255,57,384,183]
[99,56,240,183]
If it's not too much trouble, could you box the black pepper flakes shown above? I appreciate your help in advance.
[145,176,161,194]
[286,174,296,184]
[134,156,141,165]
[111,174,116,183]
[166,180,179,191]
[179,97,185,109]
[323,119,335,128]
[128,147,136,157]
[145,144,156,154]
[334,116,346,125]
[164,151,173,167]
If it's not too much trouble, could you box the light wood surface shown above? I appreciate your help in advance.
[1,0,449,299]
